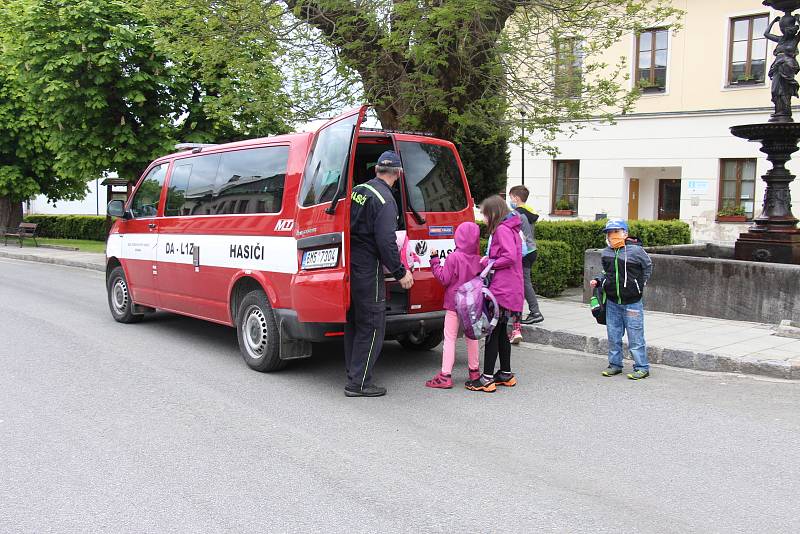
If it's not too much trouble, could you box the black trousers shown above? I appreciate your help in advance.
[344,255,386,390]
[484,313,511,375]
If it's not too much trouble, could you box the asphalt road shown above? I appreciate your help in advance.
[1,257,799,533]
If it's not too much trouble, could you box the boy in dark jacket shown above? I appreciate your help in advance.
[590,219,653,380]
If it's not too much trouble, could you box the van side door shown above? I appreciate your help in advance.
[291,106,367,323]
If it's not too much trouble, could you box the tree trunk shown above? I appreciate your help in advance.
[0,196,23,230]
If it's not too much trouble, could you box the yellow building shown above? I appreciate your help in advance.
[512,0,799,243]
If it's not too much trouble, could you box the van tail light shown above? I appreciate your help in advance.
[324,331,344,337]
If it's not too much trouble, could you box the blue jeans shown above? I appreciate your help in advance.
[606,300,649,372]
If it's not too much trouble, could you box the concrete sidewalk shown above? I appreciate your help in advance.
[523,299,800,380]
[1,244,797,379]
[0,245,104,271]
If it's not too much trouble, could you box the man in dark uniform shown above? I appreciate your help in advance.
[344,150,414,397]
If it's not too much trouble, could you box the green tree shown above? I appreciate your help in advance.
[0,5,86,228]
[276,0,680,201]
[140,0,292,143]
[10,0,178,182]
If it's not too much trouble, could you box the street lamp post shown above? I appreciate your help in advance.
[520,110,526,186]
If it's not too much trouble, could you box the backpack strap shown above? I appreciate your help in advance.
[480,259,495,279]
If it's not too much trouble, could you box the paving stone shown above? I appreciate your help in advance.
[550,331,589,352]
[739,357,791,380]
[521,327,552,346]
[660,349,695,369]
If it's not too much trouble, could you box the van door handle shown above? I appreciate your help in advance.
[148,223,157,229]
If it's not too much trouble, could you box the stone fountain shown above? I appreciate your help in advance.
[730,0,800,264]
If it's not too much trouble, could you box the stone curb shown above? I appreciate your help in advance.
[0,249,104,272]
[521,324,800,381]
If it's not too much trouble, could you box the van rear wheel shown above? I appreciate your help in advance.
[398,330,444,351]
[236,290,285,372]
[107,266,143,324]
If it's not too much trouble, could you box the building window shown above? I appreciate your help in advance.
[728,14,769,86]
[555,37,582,99]
[552,160,579,214]
[635,28,668,93]
[719,159,757,219]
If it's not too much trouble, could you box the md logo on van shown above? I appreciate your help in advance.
[274,219,295,232]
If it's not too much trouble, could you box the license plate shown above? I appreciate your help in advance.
[302,247,339,269]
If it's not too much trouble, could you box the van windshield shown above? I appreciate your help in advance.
[397,141,467,212]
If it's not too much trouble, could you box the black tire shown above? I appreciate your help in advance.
[107,266,143,324]
[397,330,444,351]
[235,290,285,372]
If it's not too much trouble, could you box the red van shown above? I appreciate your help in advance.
[106,106,474,371]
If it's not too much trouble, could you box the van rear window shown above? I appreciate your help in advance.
[397,142,467,212]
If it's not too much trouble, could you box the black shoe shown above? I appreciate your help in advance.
[493,370,517,387]
[520,312,544,325]
[344,384,387,397]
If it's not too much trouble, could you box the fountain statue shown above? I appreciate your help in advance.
[729,0,800,263]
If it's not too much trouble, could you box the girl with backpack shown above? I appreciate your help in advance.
[466,195,524,393]
[425,222,483,389]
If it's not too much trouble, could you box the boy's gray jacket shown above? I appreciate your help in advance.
[597,241,653,305]
[514,209,537,254]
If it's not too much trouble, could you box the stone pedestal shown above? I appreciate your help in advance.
[730,123,800,264]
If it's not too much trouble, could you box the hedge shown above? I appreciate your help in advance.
[480,237,572,297]
[478,218,691,286]
[23,215,107,241]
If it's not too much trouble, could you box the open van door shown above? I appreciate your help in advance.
[291,106,367,323]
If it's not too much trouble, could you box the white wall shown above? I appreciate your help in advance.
[26,178,107,216]
[509,110,799,243]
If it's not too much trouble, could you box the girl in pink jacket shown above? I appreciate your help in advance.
[425,222,483,389]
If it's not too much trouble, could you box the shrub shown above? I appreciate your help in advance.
[478,218,691,286]
[23,215,107,241]
[530,240,571,297]
[478,236,571,298]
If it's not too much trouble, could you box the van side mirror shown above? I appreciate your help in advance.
[107,200,129,219]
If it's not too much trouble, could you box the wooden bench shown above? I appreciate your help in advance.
[3,222,38,247]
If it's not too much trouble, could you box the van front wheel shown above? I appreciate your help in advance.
[107,266,143,324]
[397,331,444,351]
[236,290,285,372]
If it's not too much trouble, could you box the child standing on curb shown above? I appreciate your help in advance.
[507,185,543,345]
[466,195,524,393]
[590,218,653,380]
[425,222,483,389]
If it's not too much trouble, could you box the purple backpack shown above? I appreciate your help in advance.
[455,261,499,340]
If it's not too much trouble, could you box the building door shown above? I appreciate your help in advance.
[658,179,681,220]
[628,178,639,220]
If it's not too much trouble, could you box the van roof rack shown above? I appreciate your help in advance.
[360,127,435,137]
[175,142,218,153]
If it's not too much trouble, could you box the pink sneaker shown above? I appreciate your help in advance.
[425,372,453,389]
[468,368,481,381]
[509,326,523,345]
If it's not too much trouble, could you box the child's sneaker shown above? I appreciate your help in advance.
[468,368,481,381]
[509,324,523,344]
[425,372,453,389]
[465,374,496,392]
[493,370,517,387]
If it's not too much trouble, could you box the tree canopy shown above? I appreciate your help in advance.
[0,0,290,227]
[275,0,681,200]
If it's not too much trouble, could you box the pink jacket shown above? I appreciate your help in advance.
[482,214,524,313]
[430,222,482,311]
